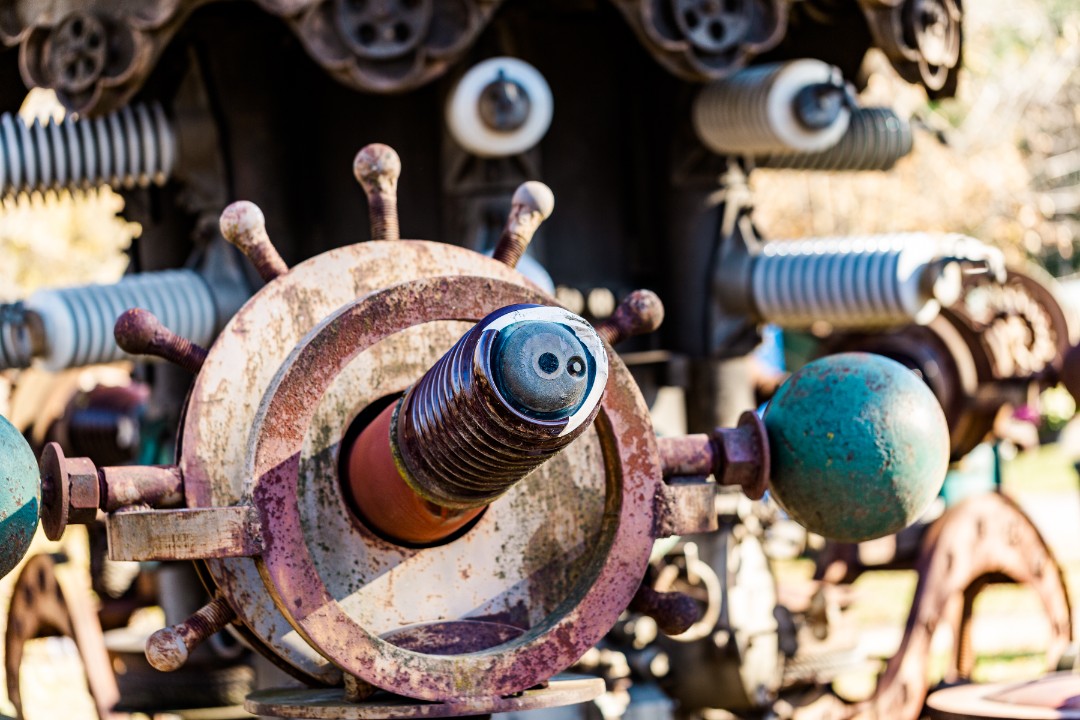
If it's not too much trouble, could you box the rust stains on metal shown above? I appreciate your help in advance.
[628,583,701,636]
[354,144,402,241]
[113,308,208,374]
[492,182,554,268]
[249,274,660,701]
[657,410,769,500]
[107,506,263,561]
[594,289,665,347]
[145,596,238,672]
[220,200,289,282]
[100,464,184,511]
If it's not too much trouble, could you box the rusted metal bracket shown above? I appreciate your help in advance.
[654,477,717,538]
[107,506,263,561]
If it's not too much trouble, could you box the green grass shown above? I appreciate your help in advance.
[1001,443,1079,495]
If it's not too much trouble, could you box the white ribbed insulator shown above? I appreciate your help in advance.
[693,60,851,155]
[23,269,216,371]
[446,57,554,158]
[0,102,175,196]
[757,108,913,171]
[749,233,1004,328]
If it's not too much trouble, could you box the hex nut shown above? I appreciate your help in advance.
[65,456,100,525]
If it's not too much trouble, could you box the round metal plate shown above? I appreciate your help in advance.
[181,241,541,684]
[245,675,605,718]
[248,274,659,700]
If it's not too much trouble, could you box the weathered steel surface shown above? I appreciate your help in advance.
[106,506,262,561]
[594,290,665,348]
[39,441,96,540]
[0,413,40,577]
[114,308,208,374]
[181,240,585,684]
[5,553,121,720]
[492,182,554,268]
[182,241,527,683]
[219,200,289,282]
[654,477,717,537]
[380,620,524,655]
[348,304,608,544]
[391,304,607,509]
[245,675,605,719]
[100,464,184,511]
[764,352,949,543]
[628,583,701,636]
[656,411,768,500]
[353,144,402,242]
[145,596,237,671]
[248,273,660,700]
[927,672,1080,719]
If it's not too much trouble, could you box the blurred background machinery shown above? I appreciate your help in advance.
[0,1,1075,720]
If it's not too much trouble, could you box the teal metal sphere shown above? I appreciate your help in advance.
[0,414,39,578]
[764,352,949,543]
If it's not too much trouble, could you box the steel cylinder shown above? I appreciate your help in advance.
[725,233,1003,329]
[755,107,913,171]
[347,304,608,544]
[692,60,851,155]
[0,102,175,196]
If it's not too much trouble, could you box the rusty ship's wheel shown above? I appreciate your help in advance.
[0,143,956,720]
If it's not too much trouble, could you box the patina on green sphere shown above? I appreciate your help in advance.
[764,352,949,543]
[0,414,39,578]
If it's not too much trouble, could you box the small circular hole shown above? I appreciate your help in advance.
[393,22,411,42]
[567,357,586,377]
[538,352,559,374]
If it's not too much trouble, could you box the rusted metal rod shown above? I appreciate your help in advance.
[353,143,402,241]
[145,596,236,672]
[656,411,770,500]
[629,582,701,636]
[492,182,554,268]
[38,442,184,540]
[594,289,665,346]
[220,200,288,283]
[114,308,208,374]
[347,304,608,544]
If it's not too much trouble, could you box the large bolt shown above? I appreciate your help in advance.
[39,442,98,540]
[347,304,608,544]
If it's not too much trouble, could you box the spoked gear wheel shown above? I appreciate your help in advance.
[4,553,119,720]
[858,0,963,96]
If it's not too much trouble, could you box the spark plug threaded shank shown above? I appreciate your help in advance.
[392,304,608,509]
